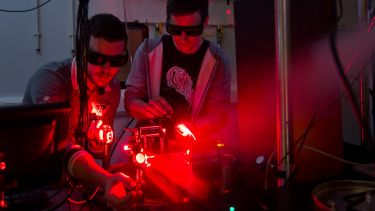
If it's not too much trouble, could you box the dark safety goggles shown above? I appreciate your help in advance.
[166,19,204,37]
[87,49,128,67]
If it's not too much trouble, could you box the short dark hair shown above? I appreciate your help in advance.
[167,0,209,22]
[88,14,127,42]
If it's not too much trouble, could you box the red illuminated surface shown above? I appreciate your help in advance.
[144,152,211,203]
[109,182,126,198]
[176,124,197,141]
[0,162,5,171]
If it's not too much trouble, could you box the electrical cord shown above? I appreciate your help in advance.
[300,144,373,167]
[269,0,375,188]
[67,186,100,205]
[368,12,375,34]
[266,0,371,174]
[65,176,100,209]
[329,31,370,141]
[264,33,370,187]
[0,0,53,12]
[294,63,369,156]
[331,11,375,155]
[264,142,375,190]
[368,0,375,20]
[264,104,320,189]
[265,31,369,189]
[267,0,347,189]
[295,103,319,156]
[110,117,135,161]
[330,0,364,126]
[264,150,276,190]
[265,68,364,189]
[75,0,90,149]
[336,0,343,23]
[122,0,133,64]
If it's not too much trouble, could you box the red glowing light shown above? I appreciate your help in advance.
[91,102,103,117]
[226,9,231,15]
[183,197,189,203]
[109,182,126,198]
[0,162,5,170]
[216,143,225,149]
[136,153,146,164]
[176,124,197,141]
[96,120,103,129]
[144,153,211,202]
[99,130,103,141]
[135,153,154,168]
[123,145,131,151]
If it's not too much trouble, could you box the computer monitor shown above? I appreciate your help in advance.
[0,102,70,191]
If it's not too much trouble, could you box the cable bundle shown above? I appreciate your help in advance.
[75,0,90,148]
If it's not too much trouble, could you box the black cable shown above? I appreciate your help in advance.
[273,0,348,186]
[285,0,374,164]
[274,0,366,182]
[275,48,369,186]
[275,68,363,171]
[109,117,135,160]
[329,26,372,150]
[330,0,374,151]
[278,104,338,186]
[75,0,90,149]
[0,0,53,13]
[336,0,343,23]
[295,104,319,156]
[368,0,375,19]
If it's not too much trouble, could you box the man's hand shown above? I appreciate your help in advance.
[129,96,174,120]
[104,172,142,210]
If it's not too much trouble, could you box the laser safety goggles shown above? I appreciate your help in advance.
[166,19,204,37]
[87,49,128,67]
